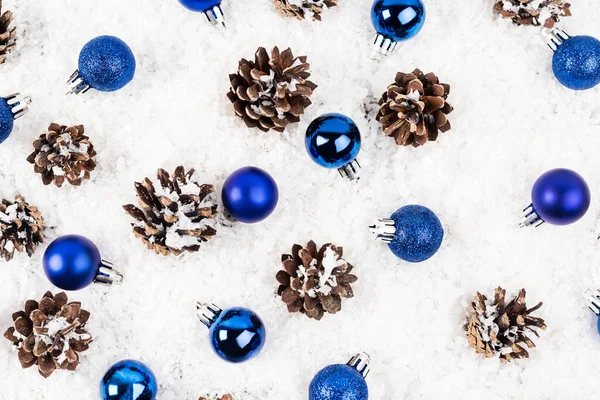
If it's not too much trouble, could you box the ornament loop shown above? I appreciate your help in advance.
[196,302,222,328]
[4,93,32,119]
[338,159,361,181]
[95,260,124,286]
[347,352,371,379]
[543,27,571,52]
[583,288,600,316]
[369,218,396,243]
[67,70,91,95]
[519,204,545,228]
[203,5,226,30]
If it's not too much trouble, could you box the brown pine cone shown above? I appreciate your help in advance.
[0,0,17,64]
[26,123,97,187]
[493,0,571,28]
[465,287,547,363]
[199,394,234,400]
[0,195,45,261]
[276,241,357,321]
[376,69,453,147]
[227,46,317,132]
[273,0,338,21]
[123,166,218,256]
[3,291,93,378]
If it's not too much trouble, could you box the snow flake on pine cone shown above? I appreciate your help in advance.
[493,0,572,28]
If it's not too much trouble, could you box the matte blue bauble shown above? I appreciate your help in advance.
[389,205,443,263]
[306,113,361,169]
[177,0,221,12]
[209,307,266,363]
[553,35,600,90]
[100,360,157,400]
[79,36,136,92]
[0,98,14,144]
[43,235,102,291]
[531,168,590,225]
[309,364,368,400]
[371,0,426,42]
[221,166,278,223]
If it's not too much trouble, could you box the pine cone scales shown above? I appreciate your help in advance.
[3,291,93,378]
[376,69,453,147]
[494,0,571,28]
[277,241,357,320]
[0,195,45,261]
[274,0,338,21]
[228,46,317,132]
[0,0,17,64]
[199,395,233,400]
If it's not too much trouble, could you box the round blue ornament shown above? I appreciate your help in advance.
[100,359,157,400]
[371,0,425,55]
[309,353,370,400]
[221,166,278,223]
[552,35,600,90]
[177,0,226,28]
[0,93,31,144]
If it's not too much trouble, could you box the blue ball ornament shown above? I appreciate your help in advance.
[553,35,600,90]
[0,98,14,144]
[306,113,361,170]
[371,0,425,43]
[178,0,221,12]
[309,353,370,400]
[221,166,278,223]
[100,359,157,400]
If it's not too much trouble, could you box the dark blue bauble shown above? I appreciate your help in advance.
[371,0,426,42]
[553,35,600,90]
[221,166,278,224]
[43,234,102,291]
[209,307,266,363]
[177,0,221,12]
[79,36,136,92]
[0,98,14,144]
[388,205,443,263]
[100,360,158,400]
[305,113,361,169]
[309,364,368,400]
[531,168,590,225]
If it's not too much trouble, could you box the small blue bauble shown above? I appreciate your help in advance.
[100,360,157,400]
[79,36,136,92]
[553,35,600,90]
[305,113,361,169]
[0,98,14,144]
[221,166,278,224]
[43,235,101,291]
[389,205,443,263]
[209,307,266,363]
[531,168,590,225]
[177,0,221,12]
[309,364,368,400]
[371,0,426,42]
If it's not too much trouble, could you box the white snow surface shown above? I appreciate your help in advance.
[1,0,600,399]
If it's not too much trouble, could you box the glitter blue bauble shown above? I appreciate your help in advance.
[309,364,368,400]
[388,205,443,263]
[177,0,221,12]
[79,36,136,92]
[531,168,590,225]
[43,235,101,291]
[209,307,266,363]
[0,98,14,144]
[552,35,600,90]
[221,166,278,223]
[305,113,361,169]
[100,360,157,400]
[371,0,426,42]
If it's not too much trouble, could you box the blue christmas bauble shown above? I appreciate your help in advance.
[596,317,600,336]
[388,205,443,263]
[305,113,361,169]
[0,98,14,144]
[371,0,426,42]
[43,235,102,291]
[309,364,368,400]
[209,307,266,363]
[531,168,590,225]
[552,35,600,90]
[100,360,158,400]
[177,0,221,12]
[221,166,278,223]
[79,36,136,92]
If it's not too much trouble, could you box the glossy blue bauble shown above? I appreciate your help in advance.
[0,98,14,144]
[222,166,278,223]
[79,36,136,92]
[531,168,590,225]
[209,307,266,363]
[43,235,101,291]
[177,0,221,12]
[305,113,361,169]
[388,205,443,263]
[309,364,368,400]
[100,360,157,400]
[553,35,600,90]
[371,0,425,42]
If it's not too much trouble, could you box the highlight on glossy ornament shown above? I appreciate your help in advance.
[43,234,123,291]
[221,166,279,223]
[370,0,425,58]
[100,359,157,400]
[196,302,266,363]
[0,93,31,143]
[177,0,226,29]
[68,35,136,95]
[584,288,600,336]
[520,168,590,228]
[309,352,370,400]
[305,113,362,181]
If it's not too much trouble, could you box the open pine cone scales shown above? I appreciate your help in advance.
[494,0,571,28]
[466,287,547,363]
[227,46,317,132]
[0,0,17,64]
[199,394,233,400]
[274,0,338,21]
[0,195,45,261]
[3,291,93,378]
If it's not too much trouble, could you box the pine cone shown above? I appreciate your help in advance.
[376,69,453,147]
[26,123,97,187]
[0,0,17,64]
[0,195,45,261]
[227,46,317,132]
[3,291,93,378]
[123,166,218,256]
[199,394,233,400]
[493,0,571,28]
[276,241,357,320]
[273,0,338,21]
[465,287,547,363]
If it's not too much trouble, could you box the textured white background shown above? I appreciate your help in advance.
[1,0,600,399]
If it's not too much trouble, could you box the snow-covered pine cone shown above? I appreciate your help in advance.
[273,0,338,21]
[494,0,571,28]
[0,0,17,64]
[0,195,45,261]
